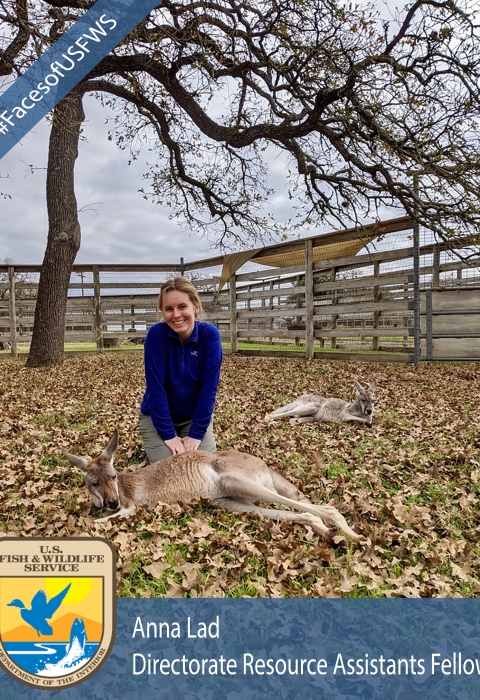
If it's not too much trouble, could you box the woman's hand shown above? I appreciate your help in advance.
[182,436,202,452]
[164,437,186,455]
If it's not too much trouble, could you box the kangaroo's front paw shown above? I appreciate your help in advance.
[95,508,126,522]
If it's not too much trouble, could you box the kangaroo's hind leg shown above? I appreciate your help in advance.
[218,472,361,541]
[210,496,331,537]
[267,402,323,420]
[267,398,304,418]
[268,468,311,503]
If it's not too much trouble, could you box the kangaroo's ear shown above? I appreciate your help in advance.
[63,451,90,473]
[101,429,118,461]
[353,379,364,394]
[368,380,377,394]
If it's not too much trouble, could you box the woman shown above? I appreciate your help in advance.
[139,276,222,463]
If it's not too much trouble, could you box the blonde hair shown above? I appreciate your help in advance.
[157,277,203,318]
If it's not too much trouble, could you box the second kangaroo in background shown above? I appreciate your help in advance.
[267,379,376,426]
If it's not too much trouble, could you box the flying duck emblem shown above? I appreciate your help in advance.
[7,583,71,636]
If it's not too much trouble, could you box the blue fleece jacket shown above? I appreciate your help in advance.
[140,321,222,441]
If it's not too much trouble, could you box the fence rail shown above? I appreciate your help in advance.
[2,217,480,361]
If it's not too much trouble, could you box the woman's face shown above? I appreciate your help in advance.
[162,289,198,341]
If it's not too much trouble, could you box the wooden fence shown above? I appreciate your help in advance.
[2,217,480,362]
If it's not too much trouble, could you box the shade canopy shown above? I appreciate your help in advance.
[216,217,414,293]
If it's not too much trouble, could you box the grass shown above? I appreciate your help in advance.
[1,338,412,356]
[0,353,479,598]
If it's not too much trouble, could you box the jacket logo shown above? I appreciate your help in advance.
[0,537,116,690]
[190,350,198,356]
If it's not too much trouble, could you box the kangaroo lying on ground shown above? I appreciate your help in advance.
[267,379,376,426]
[63,431,361,541]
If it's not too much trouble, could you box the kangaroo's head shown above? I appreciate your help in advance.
[353,379,376,421]
[63,431,120,511]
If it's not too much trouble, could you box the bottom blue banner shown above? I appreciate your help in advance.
[1,599,480,698]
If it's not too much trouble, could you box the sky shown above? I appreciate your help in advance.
[9,0,477,273]
[1,94,219,266]
[0,0,407,270]
[0,92,337,268]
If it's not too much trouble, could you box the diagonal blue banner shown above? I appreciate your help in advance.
[0,0,161,160]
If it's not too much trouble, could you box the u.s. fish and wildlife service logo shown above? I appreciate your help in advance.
[0,537,116,690]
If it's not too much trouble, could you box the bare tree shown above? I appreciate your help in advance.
[88,0,480,245]
[27,87,85,365]
[1,0,480,365]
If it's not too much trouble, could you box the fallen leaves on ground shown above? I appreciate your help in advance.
[0,352,479,598]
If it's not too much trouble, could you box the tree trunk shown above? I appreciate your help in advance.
[26,88,84,367]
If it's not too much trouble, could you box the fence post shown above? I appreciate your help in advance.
[295,274,302,346]
[432,244,440,289]
[229,274,238,352]
[372,261,380,351]
[269,280,274,333]
[330,266,338,349]
[425,288,433,360]
[93,265,104,353]
[305,240,314,358]
[8,266,17,358]
[413,175,421,365]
